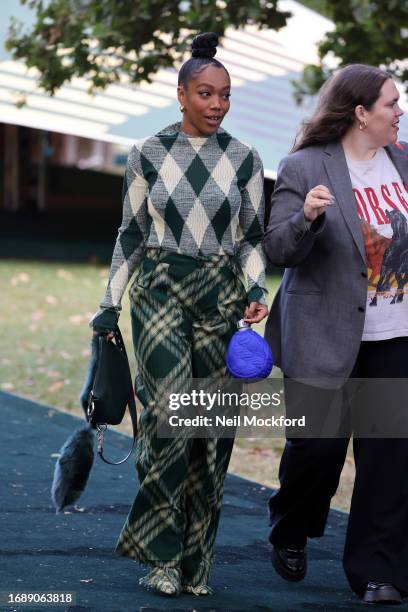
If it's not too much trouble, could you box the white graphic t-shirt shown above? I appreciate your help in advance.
[347,147,408,340]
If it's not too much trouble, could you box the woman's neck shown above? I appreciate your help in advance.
[180,118,213,138]
[341,128,379,161]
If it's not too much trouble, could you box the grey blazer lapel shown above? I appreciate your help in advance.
[323,141,366,265]
[385,143,408,184]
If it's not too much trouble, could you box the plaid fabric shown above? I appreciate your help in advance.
[115,249,246,587]
[98,122,267,322]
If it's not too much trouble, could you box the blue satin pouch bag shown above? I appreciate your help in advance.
[226,320,273,379]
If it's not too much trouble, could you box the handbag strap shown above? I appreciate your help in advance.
[95,328,138,465]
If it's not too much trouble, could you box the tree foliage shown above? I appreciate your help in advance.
[296,0,332,19]
[293,0,408,104]
[6,0,290,94]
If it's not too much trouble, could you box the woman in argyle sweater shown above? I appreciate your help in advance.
[91,32,268,597]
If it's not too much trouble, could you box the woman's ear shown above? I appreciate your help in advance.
[177,85,185,109]
[354,104,367,124]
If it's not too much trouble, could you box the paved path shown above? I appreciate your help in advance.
[0,391,400,611]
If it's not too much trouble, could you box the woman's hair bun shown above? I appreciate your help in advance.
[191,32,218,59]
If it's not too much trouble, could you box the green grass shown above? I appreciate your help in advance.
[0,259,281,412]
[1,260,127,411]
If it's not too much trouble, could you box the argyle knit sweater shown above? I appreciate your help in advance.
[93,122,267,330]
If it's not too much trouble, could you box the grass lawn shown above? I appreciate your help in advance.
[0,259,353,511]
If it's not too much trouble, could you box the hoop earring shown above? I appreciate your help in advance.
[180,106,185,113]
[359,120,367,131]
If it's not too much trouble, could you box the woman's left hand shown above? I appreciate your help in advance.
[243,302,269,324]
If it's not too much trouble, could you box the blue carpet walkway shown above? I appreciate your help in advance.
[0,391,401,611]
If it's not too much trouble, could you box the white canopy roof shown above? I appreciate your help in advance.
[1,0,407,177]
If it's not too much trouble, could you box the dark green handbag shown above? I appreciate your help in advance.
[86,329,137,465]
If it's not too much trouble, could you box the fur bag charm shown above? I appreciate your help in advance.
[51,424,95,513]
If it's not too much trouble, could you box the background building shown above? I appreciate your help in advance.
[1,0,407,260]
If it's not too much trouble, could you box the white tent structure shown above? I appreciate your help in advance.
[3,0,407,180]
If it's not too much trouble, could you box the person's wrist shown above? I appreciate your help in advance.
[247,285,265,305]
[303,207,314,222]
[304,215,313,230]
[90,308,119,332]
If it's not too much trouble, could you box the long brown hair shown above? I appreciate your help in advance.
[292,64,391,152]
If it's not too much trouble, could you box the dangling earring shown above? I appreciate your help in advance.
[180,106,185,113]
[359,120,367,131]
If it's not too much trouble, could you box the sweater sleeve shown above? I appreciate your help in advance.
[236,147,268,305]
[90,144,149,331]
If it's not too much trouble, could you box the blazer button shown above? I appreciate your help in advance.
[358,306,365,312]
[361,271,367,278]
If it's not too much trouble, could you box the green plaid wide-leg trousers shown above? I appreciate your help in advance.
[115,249,247,587]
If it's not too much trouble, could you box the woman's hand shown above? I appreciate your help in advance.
[304,185,334,222]
[92,330,115,340]
[243,302,269,324]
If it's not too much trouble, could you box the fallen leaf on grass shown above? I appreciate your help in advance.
[60,351,72,360]
[48,381,65,393]
[11,272,31,286]
[69,314,84,325]
[1,382,14,391]
[31,311,44,321]
[46,295,58,305]
[82,349,91,358]
[57,269,73,280]
[46,370,62,379]
[70,312,93,325]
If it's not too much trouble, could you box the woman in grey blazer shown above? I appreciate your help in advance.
[263,64,408,604]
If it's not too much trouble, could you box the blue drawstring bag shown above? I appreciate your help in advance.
[226,320,273,379]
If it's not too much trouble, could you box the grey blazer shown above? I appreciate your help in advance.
[263,140,408,384]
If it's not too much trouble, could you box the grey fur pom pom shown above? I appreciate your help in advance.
[51,424,95,513]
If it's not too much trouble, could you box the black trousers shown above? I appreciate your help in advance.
[268,337,408,595]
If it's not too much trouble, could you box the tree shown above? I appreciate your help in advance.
[6,0,290,95]
[292,0,408,104]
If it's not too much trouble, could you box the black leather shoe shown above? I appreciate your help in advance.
[270,545,306,582]
[362,582,402,605]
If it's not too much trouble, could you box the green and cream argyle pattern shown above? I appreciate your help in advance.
[99,122,267,317]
